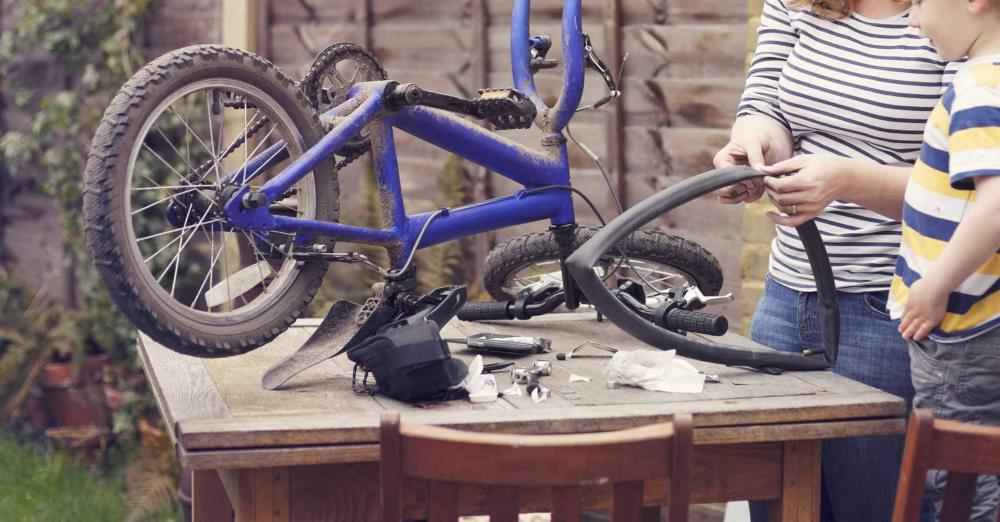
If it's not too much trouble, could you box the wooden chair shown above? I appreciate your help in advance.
[379,413,693,522]
[892,409,1000,522]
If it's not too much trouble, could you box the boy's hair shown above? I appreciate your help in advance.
[788,0,855,19]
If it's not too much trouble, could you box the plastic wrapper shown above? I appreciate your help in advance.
[605,350,705,393]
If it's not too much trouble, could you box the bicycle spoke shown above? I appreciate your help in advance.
[167,105,222,177]
[191,229,228,307]
[157,204,215,287]
[237,124,279,185]
[135,218,222,242]
[153,125,198,175]
[153,199,193,280]
[142,142,188,182]
[206,90,223,188]
[239,230,273,294]
[131,189,195,216]
[132,184,214,192]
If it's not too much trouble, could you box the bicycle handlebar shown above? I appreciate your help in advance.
[511,0,585,134]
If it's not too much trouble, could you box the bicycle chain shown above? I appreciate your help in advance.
[186,87,368,185]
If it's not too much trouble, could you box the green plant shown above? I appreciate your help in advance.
[0,268,81,423]
[0,0,154,361]
[0,430,124,520]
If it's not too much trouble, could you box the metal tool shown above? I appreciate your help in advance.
[444,333,551,356]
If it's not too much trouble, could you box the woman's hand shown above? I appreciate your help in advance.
[760,154,853,227]
[713,116,793,204]
[898,277,949,341]
[713,139,767,204]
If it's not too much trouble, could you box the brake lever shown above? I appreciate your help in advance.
[579,33,621,111]
[681,286,734,308]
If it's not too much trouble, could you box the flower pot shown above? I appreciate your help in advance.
[40,355,110,428]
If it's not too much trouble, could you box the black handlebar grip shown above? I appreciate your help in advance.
[457,301,513,322]
[665,308,729,336]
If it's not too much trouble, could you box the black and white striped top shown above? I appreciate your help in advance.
[739,0,956,292]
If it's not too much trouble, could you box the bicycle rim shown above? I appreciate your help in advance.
[124,78,318,320]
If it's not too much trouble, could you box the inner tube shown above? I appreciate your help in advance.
[566,166,839,371]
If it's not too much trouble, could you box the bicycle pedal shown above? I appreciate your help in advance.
[356,283,385,325]
[474,88,536,130]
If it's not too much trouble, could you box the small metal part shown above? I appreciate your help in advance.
[311,243,328,253]
[511,368,531,385]
[530,360,552,376]
[242,191,268,209]
[527,382,550,401]
[557,340,618,360]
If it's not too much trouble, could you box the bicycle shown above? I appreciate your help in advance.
[83,0,724,359]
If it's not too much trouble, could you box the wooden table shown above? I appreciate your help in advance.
[138,313,906,522]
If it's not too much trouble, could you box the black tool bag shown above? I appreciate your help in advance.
[346,320,469,402]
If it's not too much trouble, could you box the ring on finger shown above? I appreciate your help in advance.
[790,204,798,215]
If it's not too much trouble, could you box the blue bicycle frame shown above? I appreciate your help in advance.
[223,0,587,267]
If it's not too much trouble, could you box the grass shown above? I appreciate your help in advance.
[0,431,124,521]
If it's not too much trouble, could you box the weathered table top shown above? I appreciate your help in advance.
[138,313,906,469]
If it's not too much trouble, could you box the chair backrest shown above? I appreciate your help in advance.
[892,409,1000,522]
[379,413,693,522]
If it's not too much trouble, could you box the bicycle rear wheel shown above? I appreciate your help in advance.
[84,45,338,357]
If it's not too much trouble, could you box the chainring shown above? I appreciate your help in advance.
[299,42,388,159]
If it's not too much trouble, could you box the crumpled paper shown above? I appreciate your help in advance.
[604,350,705,393]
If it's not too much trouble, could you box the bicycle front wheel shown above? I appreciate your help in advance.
[84,46,339,357]
[483,226,723,307]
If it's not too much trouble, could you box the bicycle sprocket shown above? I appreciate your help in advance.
[300,42,388,159]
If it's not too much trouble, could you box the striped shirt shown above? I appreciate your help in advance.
[888,56,1000,342]
[738,0,955,292]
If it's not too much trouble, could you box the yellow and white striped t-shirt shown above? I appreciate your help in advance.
[888,55,1000,342]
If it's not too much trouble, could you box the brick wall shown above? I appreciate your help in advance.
[737,0,774,332]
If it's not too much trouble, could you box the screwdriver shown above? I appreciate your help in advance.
[444,333,551,356]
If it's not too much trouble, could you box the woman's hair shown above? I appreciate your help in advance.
[788,0,854,19]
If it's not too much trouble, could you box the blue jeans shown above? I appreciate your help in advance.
[748,276,915,522]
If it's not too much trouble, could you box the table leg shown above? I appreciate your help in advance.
[217,467,291,522]
[192,470,234,522]
[767,440,821,522]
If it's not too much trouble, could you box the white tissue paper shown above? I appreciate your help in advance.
[605,350,705,393]
[464,355,498,402]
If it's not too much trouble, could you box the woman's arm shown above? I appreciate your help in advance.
[714,0,796,203]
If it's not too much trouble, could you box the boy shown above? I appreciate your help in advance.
[889,0,1000,520]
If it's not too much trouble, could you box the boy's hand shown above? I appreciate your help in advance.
[899,277,949,341]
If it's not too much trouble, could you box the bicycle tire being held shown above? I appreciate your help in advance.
[567,166,840,372]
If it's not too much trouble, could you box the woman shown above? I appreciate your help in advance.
[715,0,955,520]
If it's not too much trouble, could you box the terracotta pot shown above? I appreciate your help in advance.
[25,385,50,433]
[41,355,110,428]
